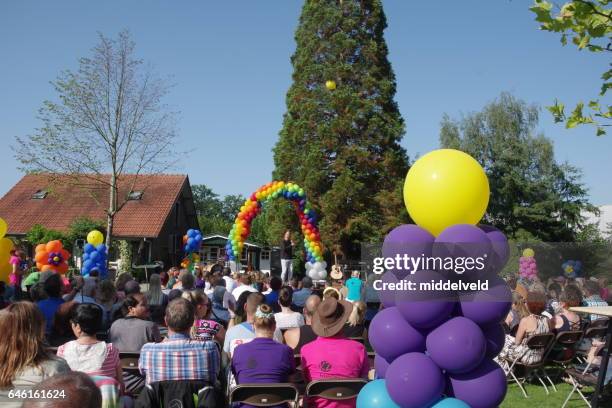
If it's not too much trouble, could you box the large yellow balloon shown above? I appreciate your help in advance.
[0,237,14,255]
[0,262,11,283]
[0,218,7,239]
[403,149,490,236]
[87,230,104,246]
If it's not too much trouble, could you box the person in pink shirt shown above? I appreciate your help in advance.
[8,249,25,300]
[300,297,369,408]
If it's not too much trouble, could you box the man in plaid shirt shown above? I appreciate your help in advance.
[139,298,220,384]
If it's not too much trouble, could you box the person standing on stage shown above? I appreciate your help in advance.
[280,230,295,284]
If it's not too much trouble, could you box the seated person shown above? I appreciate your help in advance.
[274,287,305,331]
[138,298,220,384]
[292,276,314,309]
[550,285,582,333]
[110,293,161,350]
[284,295,321,354]
[223,292,284,357]
[22,372,102,408]
[504,291,529,336]
[57,303,125,393]
[36,274,65,336]
[265,276,283,313]
[497,291,550,366]
[301,298,369,408]
[0,302,71,407]
[182,290,226,345]
[231,304,295,407]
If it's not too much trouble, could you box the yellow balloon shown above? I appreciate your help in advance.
[87,230,104,246]
[522,248,535,258]
[325,80,336,90]
[403,149,490,236]
[0,237,14,255]
[0,218,7,239]
[0,262,11,283]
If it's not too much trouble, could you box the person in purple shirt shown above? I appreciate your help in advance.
[36,274,64,335]
[231,303,295,408]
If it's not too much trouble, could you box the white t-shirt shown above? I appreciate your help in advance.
[231,284,257,301]
[274,311,305,330]
[223,276,237,293]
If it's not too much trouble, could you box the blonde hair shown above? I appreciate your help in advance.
[323,287,341,300]
[347,301,366,327]
[511,291,529,319]
[253,304,276,333]
[0,302,49,387]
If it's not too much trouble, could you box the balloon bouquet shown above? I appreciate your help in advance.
[0,218,14,283]
[181,229,202,272]
[562,260,582,278]
[34,240,71,274]
[518,248,538,282]
[358,149,511,408]
[81,230,108,279]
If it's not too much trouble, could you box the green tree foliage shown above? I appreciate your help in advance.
[272,0,409,258]
[440,93,597,241]
[26,225,68,248]
[65,217,106,250]
[530,0,611,135]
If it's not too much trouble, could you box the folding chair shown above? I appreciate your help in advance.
[304,378,367,408]
[576,326,609,364]
[119,351,141,374]
[542,330,584,392]
[562,341,610,408]
[503,332,555,398]
[228,383,299,407]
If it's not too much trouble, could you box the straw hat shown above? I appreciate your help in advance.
[312,297,353,338]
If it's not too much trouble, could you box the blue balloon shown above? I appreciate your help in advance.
[90,251,100,261]
[83,260,93,270]
[84,244,95,253]
[83,253,90,261]
[432,398,471,408]
[195,234,202,242]
[187,229,196,238]
[187,238,195,246]
[356,380,400,408]
[96,244,107,253]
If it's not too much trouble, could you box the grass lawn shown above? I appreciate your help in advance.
[501,382,606,408]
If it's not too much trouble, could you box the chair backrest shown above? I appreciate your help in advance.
[555,330,583,346]
[525,333,555,350]
[294,354,301,368]
[584,327,608,340]
[119,351,141,372]
[588,318,609,329]
[305,378,367,401]
[229,383,299,406]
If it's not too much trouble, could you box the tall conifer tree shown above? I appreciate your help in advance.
[272,0,409,258]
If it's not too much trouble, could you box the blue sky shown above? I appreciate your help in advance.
[1,0,611,205]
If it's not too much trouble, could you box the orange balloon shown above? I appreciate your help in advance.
[35,244,46,253]
[46,240,62,253]
[41,265,54,272]
[60,249,70,260]
[35,251,48,263]
[57,264,68,274]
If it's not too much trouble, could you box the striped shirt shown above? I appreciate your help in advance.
[138,333,220,384]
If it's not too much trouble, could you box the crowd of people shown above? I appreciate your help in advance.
[0,248,610,407]
[0,259,373,408]
[498,276,610,371]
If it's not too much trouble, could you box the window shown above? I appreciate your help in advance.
[127,191,143,201]
[31,190,47,199]
[261,250,270,260]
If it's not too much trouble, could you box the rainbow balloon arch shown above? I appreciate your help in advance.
[225,181,324,268]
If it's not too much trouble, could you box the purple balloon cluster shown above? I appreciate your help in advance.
[367,224,512,408]
[519,255,538,280]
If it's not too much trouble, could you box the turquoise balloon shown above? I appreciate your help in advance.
[432,398,471,408]
[357,380,400,408]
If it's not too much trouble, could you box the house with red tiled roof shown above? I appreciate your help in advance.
[0,173,199,268]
